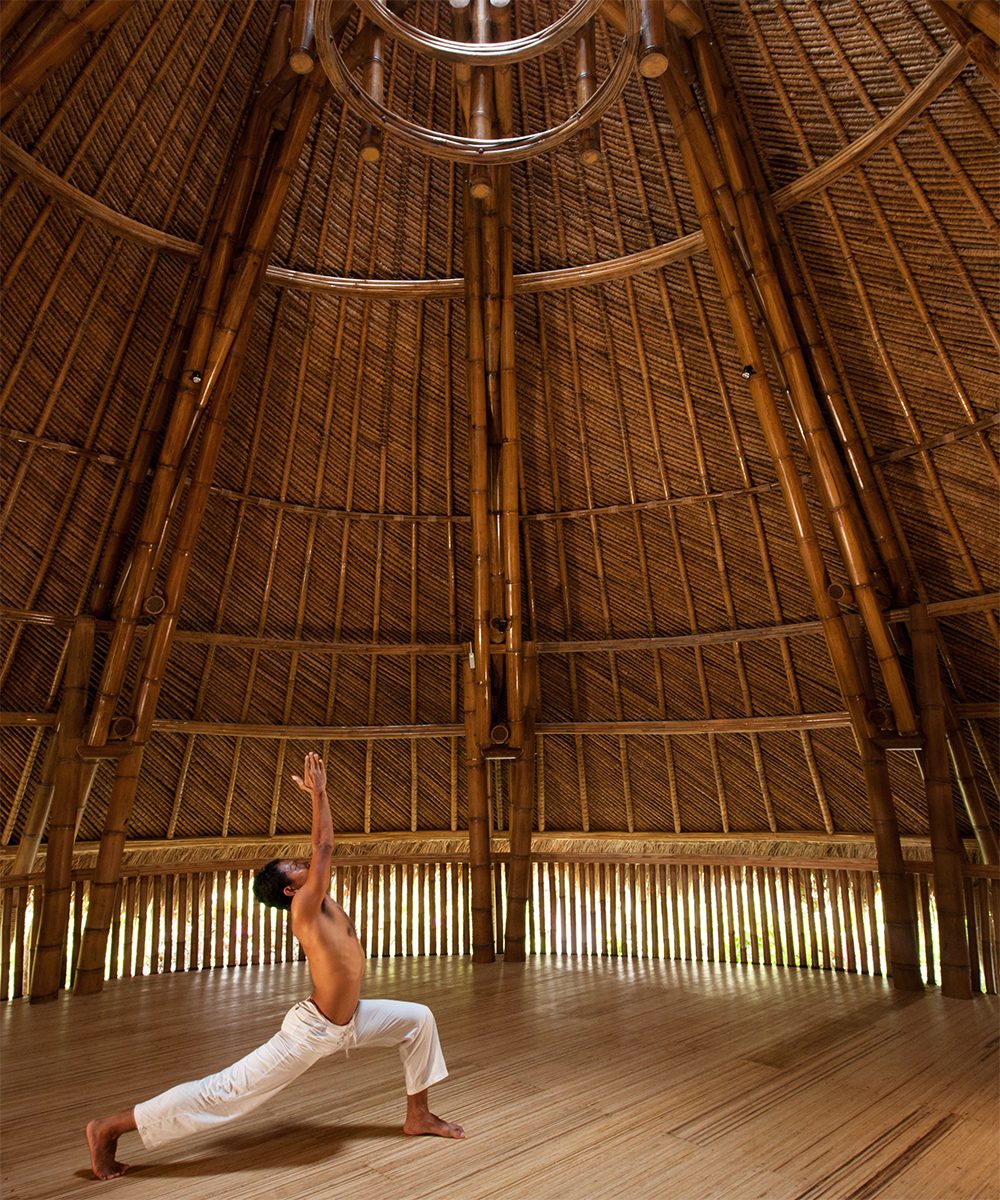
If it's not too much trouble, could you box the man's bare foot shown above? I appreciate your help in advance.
[403,1110,465,1139]
[86,1118,130,1180]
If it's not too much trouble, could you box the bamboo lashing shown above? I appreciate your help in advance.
[910,603,973,999]
[28,617,94,1002]
[0,0,131,119]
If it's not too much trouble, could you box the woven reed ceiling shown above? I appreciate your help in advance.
[1,0,997,853]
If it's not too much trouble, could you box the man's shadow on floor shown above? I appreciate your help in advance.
[75,1121,401,1180]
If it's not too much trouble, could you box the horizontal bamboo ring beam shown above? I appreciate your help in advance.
[0,46,967,292]
[315,0,641,164]
[350,0,606,65]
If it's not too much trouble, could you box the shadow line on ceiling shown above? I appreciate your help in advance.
[0,46,969,298]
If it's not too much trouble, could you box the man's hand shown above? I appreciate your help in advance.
[292,751,327,795]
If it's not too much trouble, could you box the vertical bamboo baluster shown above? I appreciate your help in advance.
[813,871,830,970]
[825,871,842,972]
[662,865,674,960]
[965,878,981,993]
[228,872,239,967]
[378,866,388,959]
[705,865,718,962]
[190,873,202,970]
[393,865,403,958]
[494,862,505,956]
[765,868,780,966]
[976,881,995,995]
[212,871,225,968]
[837,872,854,973]
[622,864,634,958]
[917,873,931,984]
[850,872,867,975]
[72,880,86,987]
[675,865,688,961]
[369,864,380,959]
[0,0,130,118]
[642,864,655,959]
[737,866,751,965]
[585,863,596,957]
[911,603,973,997]
[805,871,822,969]
[1,889,13,1001]
[202,873,214,968]
[777,868,795,966]
[990,883,1000,995]
[13,888,28,999]
[239,870,250,965]
[133,875,148,976]
[864,873,883,976]
[542,862,552,956]
[30,616,94,1003]
[161,875,173,974]
[147,875,161,975]
[461,862,470,956]
[105,882,120,983]
[447,864,458,958]
[263,900,273,967]
[746,868,761,966]
[121,878,137,979]
[249,875,260,967]
[578,862,588,957]
[175,874,188,973]
[695,867,707,963]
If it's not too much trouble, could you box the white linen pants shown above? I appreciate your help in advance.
[134,998,448,1150]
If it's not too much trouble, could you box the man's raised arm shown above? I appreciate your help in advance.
[291,752,333,909]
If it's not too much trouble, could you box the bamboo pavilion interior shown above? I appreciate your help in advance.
[1,2,998,1197]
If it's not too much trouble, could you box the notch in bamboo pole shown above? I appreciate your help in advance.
[29,617,95,1003]
[911,603,973,998]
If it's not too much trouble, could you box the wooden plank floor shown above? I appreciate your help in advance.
[2,957,997,1199]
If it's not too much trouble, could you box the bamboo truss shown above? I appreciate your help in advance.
[2,0,996,1002]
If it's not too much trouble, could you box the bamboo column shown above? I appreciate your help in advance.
[658,66,922,991]
[505,648,538,961]
[0,0,131,118]
[910,603,973,998]
[690,34,917,737]
[74,75,323,995]
[464,662,495,962]
[29,617,95,1002]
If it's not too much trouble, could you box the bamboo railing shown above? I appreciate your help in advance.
[3,855,996,1002]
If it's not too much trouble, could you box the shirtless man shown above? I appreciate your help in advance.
[87,752,463,1180]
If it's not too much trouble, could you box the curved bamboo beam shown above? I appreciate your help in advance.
[0,44,968,299]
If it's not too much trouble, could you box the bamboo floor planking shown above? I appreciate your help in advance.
[2,956,997,1200]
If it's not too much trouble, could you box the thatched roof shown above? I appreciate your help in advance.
[1,0,997,870]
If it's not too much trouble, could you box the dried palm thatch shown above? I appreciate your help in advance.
[0,1,997,999]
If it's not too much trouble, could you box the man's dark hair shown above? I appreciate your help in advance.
[253,859,293,910]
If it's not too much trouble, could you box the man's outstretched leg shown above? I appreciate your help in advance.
[86,1110,137,1180]
[403,1089,465,1139]
[352,998,464,1138]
